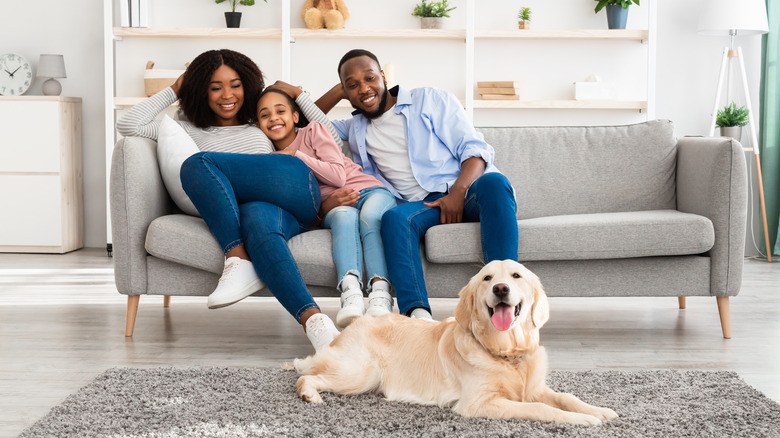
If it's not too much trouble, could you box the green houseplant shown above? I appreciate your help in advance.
[412,0,457,29]
[215,0,266,28]
[594,0,639,29]
[716,102,750,141]
[518,7,531,29]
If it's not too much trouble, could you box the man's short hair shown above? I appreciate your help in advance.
[337,49,381,79]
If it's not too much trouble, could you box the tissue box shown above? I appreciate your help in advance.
[144,68,184,97]
[574,82,611,101]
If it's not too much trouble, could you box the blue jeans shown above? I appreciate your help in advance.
[321,186,397,290]
[380,172,518,316]
[180,152,322,322]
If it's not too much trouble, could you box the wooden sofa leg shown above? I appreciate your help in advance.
[163,295,171,308]
[716,296,731,339]
[678,296,686,309]
[126,295,140,337]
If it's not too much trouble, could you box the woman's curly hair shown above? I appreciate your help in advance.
[178,49,265,128]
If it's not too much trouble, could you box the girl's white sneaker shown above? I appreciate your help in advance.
[336,287,365,328]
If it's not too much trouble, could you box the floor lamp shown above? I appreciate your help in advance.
[699,0,772,262]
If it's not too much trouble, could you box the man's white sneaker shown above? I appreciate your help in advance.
[207,257,263,309]
[336,287,365,328]
[305,313,340,352]
[410,308,436,322]
[365,290,393,317]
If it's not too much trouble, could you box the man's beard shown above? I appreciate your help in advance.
[354,81,389,120]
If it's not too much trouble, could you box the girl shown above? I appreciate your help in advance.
[117,49,342,351]
[257,89,398,328]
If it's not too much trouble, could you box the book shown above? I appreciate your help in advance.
[477,87,519,95]
[477,81,519,89]
[480,94,521,100]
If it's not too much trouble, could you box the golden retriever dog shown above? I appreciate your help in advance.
[291,260,618,425]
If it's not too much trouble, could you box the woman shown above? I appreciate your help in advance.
[117,49,341,351]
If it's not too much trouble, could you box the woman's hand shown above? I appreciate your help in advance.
[171,72,185,97]
[266,80,303,99]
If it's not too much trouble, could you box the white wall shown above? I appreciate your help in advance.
[0,0,766,253]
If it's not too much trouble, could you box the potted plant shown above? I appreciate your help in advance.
[716,102,749,141]
[215,0,266,28]
[412,0,456,30]
[594,0,639,30]
[518,7,531,30]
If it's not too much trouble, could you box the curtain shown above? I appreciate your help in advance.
[759,0,780,256]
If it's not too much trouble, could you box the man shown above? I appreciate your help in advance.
[315,49,518,321]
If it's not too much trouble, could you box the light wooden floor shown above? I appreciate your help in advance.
[1,249,778,437]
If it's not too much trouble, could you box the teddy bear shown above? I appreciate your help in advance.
[302,0,350,30]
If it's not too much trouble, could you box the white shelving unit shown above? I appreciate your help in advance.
[103,0,656,250]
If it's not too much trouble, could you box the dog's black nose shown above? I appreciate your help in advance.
[492,283,510,298]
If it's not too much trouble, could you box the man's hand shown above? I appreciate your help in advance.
[320,188,359,217]
[266,80,303,99]
[424,189,466,224]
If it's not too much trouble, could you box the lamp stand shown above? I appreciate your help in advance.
[708,46,772,262]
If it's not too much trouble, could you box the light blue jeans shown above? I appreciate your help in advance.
[322,186,397,290]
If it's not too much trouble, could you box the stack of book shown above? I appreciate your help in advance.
[477,81,520,100]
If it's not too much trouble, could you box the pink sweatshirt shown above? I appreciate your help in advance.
[287,121,383,200]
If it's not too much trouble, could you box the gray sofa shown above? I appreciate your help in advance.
[111,120,747,338]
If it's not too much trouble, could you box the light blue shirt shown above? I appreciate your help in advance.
[332,85,501,200]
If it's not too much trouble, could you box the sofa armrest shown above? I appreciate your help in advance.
[110,136,174,296]
[676,136,747,296]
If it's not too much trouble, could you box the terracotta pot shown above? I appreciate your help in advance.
[518,20,530,29]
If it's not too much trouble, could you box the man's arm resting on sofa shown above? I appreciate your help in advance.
[676,136,747,297]
[110,136,174,296]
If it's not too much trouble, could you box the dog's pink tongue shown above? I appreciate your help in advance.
[491,303,514,331]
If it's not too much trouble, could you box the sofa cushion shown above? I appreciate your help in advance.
[145,214,337,287]
[478,120,677,219]
[424,210,714,263]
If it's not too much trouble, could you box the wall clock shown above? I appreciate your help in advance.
[0,53,33,96]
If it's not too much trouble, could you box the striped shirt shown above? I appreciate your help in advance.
[116,87,343,154]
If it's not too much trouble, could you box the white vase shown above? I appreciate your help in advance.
[719,126,742,142]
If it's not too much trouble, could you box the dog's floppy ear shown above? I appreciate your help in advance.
[531,277,550,329]
[454,281,475,332]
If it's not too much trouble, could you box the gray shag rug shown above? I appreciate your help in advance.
[20,367,780,438]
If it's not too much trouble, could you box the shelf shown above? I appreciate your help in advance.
[113,27,646,42]
[113,27,282,39]
[475,29,648,41]
[472,100,647,110]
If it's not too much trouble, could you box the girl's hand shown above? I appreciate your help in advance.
[320,188,359,216]
[266,80,303,99]
[271,149,297,156]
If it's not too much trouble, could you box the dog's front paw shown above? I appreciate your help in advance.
[282,362,295,371]
[562,412,602,426]
[592,407,618,421]
[299,389,323,404]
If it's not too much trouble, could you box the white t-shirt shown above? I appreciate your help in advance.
[365,107,429,202]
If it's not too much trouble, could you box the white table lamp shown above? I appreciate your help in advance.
[37,54,67,96]
[698,0,771,261]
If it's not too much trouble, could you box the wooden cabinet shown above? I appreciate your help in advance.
[0,97,83,253]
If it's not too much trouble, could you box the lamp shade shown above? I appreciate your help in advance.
[36,54,66,78]
[698,0,769,35]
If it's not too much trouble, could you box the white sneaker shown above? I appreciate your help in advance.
[365,290,393,317]
[336,287,365,328]
[207,257,263,309]
[410,308,436,322]
[305,313,340,352]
